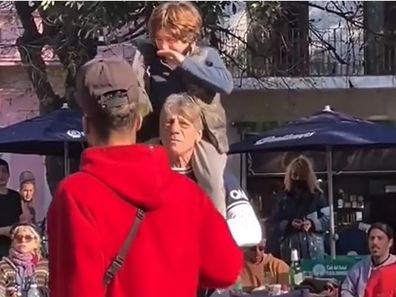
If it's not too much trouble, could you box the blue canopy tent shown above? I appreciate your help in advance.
[0,104,85,175]
[229,106,396,258]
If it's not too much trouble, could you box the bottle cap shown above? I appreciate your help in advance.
[291,249,299,261]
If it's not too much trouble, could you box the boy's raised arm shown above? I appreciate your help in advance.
[181,47,234,95]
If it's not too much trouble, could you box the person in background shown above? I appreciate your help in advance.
[133,2,233,217]
[240,238,290,290]
[271,155,330,263]
[0,159,23,259]
[0,223,48,297]
[341,223,396,297]
[19,171,36,224]
[47,57,243,297]
[159,93,262,248]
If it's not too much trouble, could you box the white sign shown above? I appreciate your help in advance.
[254,132,315,146]
[67,130,85,139]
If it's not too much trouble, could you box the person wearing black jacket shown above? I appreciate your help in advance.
[271,155,330,263]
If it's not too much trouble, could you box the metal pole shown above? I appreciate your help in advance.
[240,129,247,190]
[64,141,70,176]
[326,148,336,259]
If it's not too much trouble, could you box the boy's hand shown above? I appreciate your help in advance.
[157,49,186,65]
[291,219,302,230]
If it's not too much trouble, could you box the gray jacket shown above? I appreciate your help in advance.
[132,41,233,154]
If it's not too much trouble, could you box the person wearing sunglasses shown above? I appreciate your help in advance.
[240,239,290,290]
[0,223,48,297]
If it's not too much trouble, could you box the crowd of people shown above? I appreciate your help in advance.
[0,1,396,297]
[0,159,49,297]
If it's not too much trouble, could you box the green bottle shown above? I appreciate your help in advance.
[234,281,243,293]
[289,249,303,288]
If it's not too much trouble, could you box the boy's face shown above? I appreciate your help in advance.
[0,165,9,187]
[155,28,192,54]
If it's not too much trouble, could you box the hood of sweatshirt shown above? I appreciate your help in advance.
[80,144,174,210]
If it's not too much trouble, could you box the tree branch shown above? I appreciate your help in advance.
[14,1,63,114]
[307,1,364,28]
[309,26,348,65]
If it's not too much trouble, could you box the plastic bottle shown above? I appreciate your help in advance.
[27,283,41,297]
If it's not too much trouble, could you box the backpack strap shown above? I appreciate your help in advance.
[82,172,146,286]
[104,208,145,286]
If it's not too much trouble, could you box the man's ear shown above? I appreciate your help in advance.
[196,129,203,143]
[135,115,143,131]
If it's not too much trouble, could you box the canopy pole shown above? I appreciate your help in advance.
[326,148,336,259]
[64,142,70,176]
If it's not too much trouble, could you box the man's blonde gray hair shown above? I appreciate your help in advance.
[161,93,203,130]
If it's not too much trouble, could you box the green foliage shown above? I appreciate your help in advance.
[15,1,308,106]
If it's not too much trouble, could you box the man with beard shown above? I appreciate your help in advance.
[341,223,396,297]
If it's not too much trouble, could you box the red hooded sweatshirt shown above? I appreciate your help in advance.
[365,263,396,297]
[47,144,243,297]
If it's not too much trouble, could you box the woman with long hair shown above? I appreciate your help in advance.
[272,155,330,263]
[0,223,48,297]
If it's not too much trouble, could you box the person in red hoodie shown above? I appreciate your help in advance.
[47,56,243,297]
[365,262,396,297]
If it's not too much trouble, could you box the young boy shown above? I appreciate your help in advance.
[19,170,36,224]
[133,2,233,217]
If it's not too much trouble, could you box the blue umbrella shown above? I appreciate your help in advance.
[230,106,396,153]
[0,104,85,175]
[229,106,396,258]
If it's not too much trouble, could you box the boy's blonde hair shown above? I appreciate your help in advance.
[149,2,203,44]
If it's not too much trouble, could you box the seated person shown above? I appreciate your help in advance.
[341,222,396,297]
[0,223,48,297]
[240,238,290,289]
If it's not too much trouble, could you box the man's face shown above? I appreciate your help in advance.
[155,29,191,54]
[369,228,393,258]
[160,113,202,161]
[0,165,10,187]
[20,182,35,202]
[245,242,266,263]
